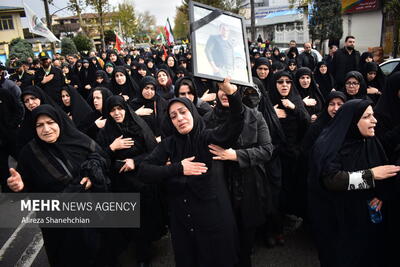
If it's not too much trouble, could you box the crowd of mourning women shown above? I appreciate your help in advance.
[1,34,400,267]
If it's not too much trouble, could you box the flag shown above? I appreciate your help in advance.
[115,31,124,51]
[23,1,60,42]
[164,18,175,46]
[156,33,166,45]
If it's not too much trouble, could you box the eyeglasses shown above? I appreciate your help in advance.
[345,82,360,86]
[276,80,292,84]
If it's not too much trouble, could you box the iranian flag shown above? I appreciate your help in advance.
[115,32,124,51]
[164,18,175,46]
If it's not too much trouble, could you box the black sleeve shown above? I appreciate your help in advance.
[137,140,183,183]
[205,91,244,147]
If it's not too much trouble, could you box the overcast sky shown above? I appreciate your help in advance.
[2,0,183,27]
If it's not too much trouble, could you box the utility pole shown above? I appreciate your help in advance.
[43,0,56,56]
[250,0,255,42]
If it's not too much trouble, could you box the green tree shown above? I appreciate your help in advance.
[86,0,110,49]
[308,0,343,50]
[61,37,78,55]
[386,0,400,57]
[73,33,93,53]
[137,11,156,42]
[68,0,87,34]
[173,0,243,41]
[113,0,137,42]
[9,38,34,60]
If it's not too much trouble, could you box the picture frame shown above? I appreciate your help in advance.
[189,1,253,87]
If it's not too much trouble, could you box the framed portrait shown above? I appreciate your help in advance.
[189,1,253,86]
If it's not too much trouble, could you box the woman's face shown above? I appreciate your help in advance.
[169,101,194,135]
[142,84,155,100]
[96,77,104,84]
[276,76,292,97]
[357,105,377,137]
[62,66,69,74]
[106,66,113,74]
[83,62,89,68]
[115,72,126,85]
[110,54,117,62]
[299,75,311,89]
[327,97,344,118]
[273,49,279,56]
[138,68,147,77]
[319,64,328,74]
[147,61,154,68]
[157,71,168,86]
[256,64,269,80]
[367,71,377,81]
[61,90,71,107]
[23,94,41,111]
[35,114,60,143]
[345,77,360,95]
[167,57,175,67]
[110,105,125,123]
[179,85,194,102]
[365,57,373,63]
[217,89,229,107]
[289,63,296,71]
[93,90,103,111]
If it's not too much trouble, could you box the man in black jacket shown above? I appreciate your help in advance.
[297,42,318,71]
[34,51,64,104]
[9,60,34,90]
[331,36,360,89]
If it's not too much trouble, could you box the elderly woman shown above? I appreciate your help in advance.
[137,79,243,267]
[7,104,109,267]
[309,99,400,267]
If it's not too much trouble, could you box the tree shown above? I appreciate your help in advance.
[86,0,110,49]
[173,0,243,41]
[68,0,87,34]
[73,33,93,53]
[8,38,34,60]
[113,0,137,42]
[308,0,343,50]
[137,11,156,42]
[386,0,400,58]
[61,37,78,55]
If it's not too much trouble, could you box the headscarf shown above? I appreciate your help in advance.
[111,66,140,99]
[155,68,174,100]
[295,67,325,115]
[252,57,272,93]
[94,70,112,89]
[60,85,92,128]
[343,71,369,100]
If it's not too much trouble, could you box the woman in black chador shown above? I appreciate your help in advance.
[94,70,112,90]
[203,84,273,267]
[111,66,140,100]
[269,71,310,220]
[314,61,335,101]
[8,104,109,267]
[137,79,243,267]
[130,76,168,139]
[294,67,325,122]
[342,71,371,101]
[252,57,272,93]
[79,87,113,139]
[362,62,386,105]
[309,99,400,267]
[78,58,97,100]
[96,96,166,266]
[59,85,92,128]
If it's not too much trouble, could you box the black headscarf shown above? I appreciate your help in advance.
[111,66,140,99]
[60,85,92,128]
[343,71,369,100]
[130,76,168,137]
[295,67,325,116]
[302,91,347,152]
[155,68,174,100]
[101,95,157,157]
[252,57,272,93]
[94,70,112,89]
[362,62,386,104]
[359,52,373,74]
[314,61,335,101]
[31,104,109,187]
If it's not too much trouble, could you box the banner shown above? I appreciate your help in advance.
[342,0,379,14]
[23,1,60,42]
[164,18,175,46]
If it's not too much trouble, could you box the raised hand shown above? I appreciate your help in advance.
[208,144,237,161]
[110,135,134,151]
[7,168,24,192]
[181,156,208,176]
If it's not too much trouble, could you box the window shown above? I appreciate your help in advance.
[0,15,14,30]
[380,61,400,76]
